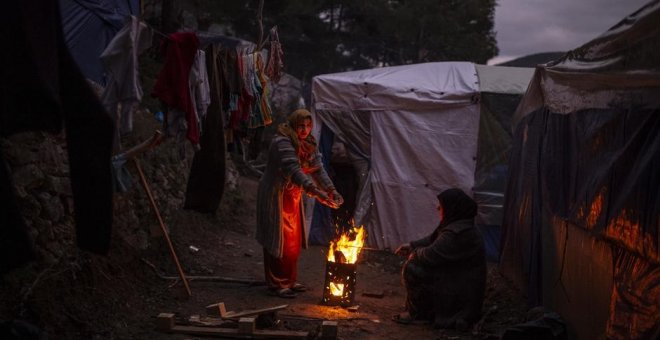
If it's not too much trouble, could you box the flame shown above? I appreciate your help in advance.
[327,226,365,264]
[329,282,344,296]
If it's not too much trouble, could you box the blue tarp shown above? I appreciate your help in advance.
[59,0,139,85]
[309,124,336,245]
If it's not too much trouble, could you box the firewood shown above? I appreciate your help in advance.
[362,290,385,298]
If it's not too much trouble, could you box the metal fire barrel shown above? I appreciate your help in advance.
[322,260,357,306]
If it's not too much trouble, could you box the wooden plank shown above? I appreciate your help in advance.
[223,304,288,319]
[321,320,338,339]
[188,315,234,327]
[206,302,229,316]
[156,313,175,331]
[207,303,288,319]
[167,325,308,339]
[238,317,255,334]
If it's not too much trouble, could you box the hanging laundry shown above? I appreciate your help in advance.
[100,15,152,152]
[247,52,273,128]
[184,43,228,213]
[220,48,243,128]
[231,51,254,130]
[265,26,284,83]
[255,52,273,126]
[152,32,201,147]
[189,49,211,134]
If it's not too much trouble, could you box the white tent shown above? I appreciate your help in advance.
[310,62,533,250]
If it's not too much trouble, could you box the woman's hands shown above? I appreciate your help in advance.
[307,186,341,209]
[395,243,412,256]
[328,189,344,206]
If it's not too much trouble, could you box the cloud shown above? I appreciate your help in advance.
[493,0,650,59]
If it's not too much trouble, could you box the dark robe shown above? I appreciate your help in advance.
[402,188,487,328]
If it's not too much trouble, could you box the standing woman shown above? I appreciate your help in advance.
[256,109,343,298]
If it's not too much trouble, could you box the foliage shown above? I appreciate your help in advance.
[197,0,498,81]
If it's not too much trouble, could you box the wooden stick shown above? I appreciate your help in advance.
[141,258,264,286]
[165,275,265,285]
[134,159,191,297]
[206,302,288,319]
[114,130,163,161]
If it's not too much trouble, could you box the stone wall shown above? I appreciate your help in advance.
[0,117,195,265]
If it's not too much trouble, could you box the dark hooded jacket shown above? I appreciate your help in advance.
[406,188,487,326]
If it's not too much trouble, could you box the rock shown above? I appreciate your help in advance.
[37,192,64,222]
[12,164,46,189]
[47,175,73,196]
[20,195,42,218]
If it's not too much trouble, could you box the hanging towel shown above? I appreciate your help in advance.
[152,32,201,146]
[100,15,152,150]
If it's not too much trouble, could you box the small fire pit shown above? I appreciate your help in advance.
[322,227,365,306]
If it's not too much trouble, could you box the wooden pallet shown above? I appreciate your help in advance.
[206,302,288,320]
[157,313,315,339]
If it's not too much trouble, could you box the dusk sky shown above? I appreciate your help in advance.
[488,0,651,64]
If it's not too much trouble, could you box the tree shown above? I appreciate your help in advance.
[198,0,498,81]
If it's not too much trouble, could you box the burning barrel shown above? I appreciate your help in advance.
[322,227,365,306]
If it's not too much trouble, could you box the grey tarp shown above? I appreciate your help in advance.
[311,62,533,254]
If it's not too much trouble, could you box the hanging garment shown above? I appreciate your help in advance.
[255,52,273,126]
[232,52,253,130]
[152,32,201,146]
[220,48,242,126]
[164,108,189,158]
[100,15,152,151]
[265,26,284,83]
[247,52,273,128]
[1,0,115,274]
[189,49,211,125]
[184,44,227,213]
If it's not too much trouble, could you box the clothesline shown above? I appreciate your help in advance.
[112,10,272,53]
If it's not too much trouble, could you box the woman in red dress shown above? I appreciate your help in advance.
[256,109,343,298]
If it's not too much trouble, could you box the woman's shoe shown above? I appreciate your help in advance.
[291,283,307,292]
[391,312,429,325]
[268,288,297,298]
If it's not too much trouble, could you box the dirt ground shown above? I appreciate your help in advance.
[1,174,528,340]
[132,176,528,339]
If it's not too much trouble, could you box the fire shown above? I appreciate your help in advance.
[327,226,365,264]
[329,282,344,296]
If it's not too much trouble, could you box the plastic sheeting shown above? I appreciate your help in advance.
[475,65,535,95]
[311,62,533,251]
[59,0,139,84]
[500,2,660,338]
[313,62,478,111]
[500,106,659,338]
[312,62,481,250]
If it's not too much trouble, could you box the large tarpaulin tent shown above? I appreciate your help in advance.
[59,0,140,84]
[309,62,533,254]
[499,1,660,339]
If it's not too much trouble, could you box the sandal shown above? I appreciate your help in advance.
[391,313,429,325]
[268,288,297,299]
[291,283,307,292]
